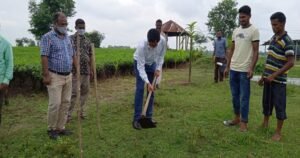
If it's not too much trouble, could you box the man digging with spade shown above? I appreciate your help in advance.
[132,28,166,130]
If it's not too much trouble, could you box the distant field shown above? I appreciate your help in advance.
[11,47,192,90]
[13,47,189,66]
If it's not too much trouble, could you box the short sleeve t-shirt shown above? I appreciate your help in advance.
[231,25,260,72]
[214,37,227,58]
[263,32,294,84]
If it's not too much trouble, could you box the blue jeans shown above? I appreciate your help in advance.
[133,60,156,121]
[229,70,250,123]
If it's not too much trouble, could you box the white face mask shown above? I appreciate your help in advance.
[77,29,85,35]
[56,26,67,34]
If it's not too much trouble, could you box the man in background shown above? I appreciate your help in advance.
[213,31,227,83]
[155,19,167,88]
[0,34,13,125]
[68,18,93,121]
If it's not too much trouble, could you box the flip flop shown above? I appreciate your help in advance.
[223,120,238,126]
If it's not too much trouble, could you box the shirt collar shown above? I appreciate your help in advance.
[272,31,287,41]
[147,44,156,50]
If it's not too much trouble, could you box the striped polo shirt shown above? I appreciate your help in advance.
[40,30,74,73]
[263,32,294,84]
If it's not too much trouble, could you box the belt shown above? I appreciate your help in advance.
[49,69,71,76]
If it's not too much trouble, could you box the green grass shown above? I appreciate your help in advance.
[1,56,300,157]
[13,47,189,66]
[288,60,300,78]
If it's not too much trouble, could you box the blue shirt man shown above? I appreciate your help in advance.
[213,31,227,82]
[40,30,74,73]
[40,12,76,140]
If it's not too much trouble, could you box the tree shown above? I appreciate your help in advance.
[16,39,24,47]
[28,0,76,40]
[206,0,238,39]
[194,32,207,46]
[186,21,197,83]
[15,37,36,47]
[28,39,36,47]
[85,31,105,48]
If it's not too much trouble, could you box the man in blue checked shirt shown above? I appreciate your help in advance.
[40,12,77,139]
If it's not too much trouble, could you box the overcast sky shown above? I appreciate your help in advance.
[0,0,299,50]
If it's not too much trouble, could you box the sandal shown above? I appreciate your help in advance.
[223,120,238,126]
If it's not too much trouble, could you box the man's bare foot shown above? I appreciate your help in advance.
[271,133,281,141]
[239,122,248,132]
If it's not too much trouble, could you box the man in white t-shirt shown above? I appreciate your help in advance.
[223,5,260,132]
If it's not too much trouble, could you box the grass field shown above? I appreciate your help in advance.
[13,47,189,66]
[0,56,299,157]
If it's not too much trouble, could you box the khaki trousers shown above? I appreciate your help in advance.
[69,75,90,117]
[47,72,72,130]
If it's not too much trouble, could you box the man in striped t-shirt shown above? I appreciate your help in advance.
[258,12,295,141]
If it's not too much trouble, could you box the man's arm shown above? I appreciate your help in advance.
[248,41,259,78]
[41,56,51,85]
[0,44,13,90]
[265,56,294,83]
[73,54,78,72]
[226,41,235,69]
[213,40,216,57]
[136,44,149,84]
[40,35,52,85]
[224,41,235,77]
[3,44,13,85]
[225,39,228,53]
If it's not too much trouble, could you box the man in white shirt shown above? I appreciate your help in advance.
[132,29,166,130]
[155,19,167,88]
[224,5,260,132]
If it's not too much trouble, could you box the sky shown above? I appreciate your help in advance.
[0,0,300,51]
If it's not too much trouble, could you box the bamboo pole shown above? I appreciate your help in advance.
[91,43,101,135]
[75,34,84,158]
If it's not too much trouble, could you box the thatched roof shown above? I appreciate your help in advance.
[162,20,188,37]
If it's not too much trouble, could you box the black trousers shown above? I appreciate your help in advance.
[214,57,226,82]
[263,82,287,120]
[0,89,4,125]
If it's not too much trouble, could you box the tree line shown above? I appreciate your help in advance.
[22,0,238,49]
[19,0,105,48]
